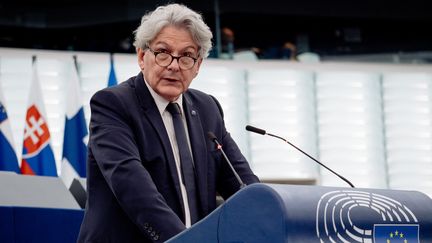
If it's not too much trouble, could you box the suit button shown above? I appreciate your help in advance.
[153,235,159,241]
[144,223,149,229]
[151,231,156,237]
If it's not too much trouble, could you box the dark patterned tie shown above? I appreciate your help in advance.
[166,102,199,224]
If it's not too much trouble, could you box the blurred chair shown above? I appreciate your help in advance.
[297,52,321,63]
[233,51,259,61]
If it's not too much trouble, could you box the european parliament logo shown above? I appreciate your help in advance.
[316,190,420,243]
[374,224,419,243]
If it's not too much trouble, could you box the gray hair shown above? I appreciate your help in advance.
[133,3,213,58]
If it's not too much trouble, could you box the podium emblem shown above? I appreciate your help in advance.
[316,190,419,243]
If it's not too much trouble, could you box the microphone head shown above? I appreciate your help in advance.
[207,131,217,141]
[245,125,266,135]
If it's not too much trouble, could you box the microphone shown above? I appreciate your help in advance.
[245,125,355,188]
[207,132,246,189]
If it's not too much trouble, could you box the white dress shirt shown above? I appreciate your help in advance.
[144,80,194,228]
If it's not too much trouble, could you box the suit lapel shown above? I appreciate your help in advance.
[132,73,184,210]
[183,93,209,215]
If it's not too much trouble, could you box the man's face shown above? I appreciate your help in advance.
[137,25,202,101]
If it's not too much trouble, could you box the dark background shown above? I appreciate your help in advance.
[1,0,431,56]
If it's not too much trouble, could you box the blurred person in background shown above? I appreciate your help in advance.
[220,27,235,59]
[260,41,298,60]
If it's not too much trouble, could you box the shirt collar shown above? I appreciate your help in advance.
[144,78,184,115]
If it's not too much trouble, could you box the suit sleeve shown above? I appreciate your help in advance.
[209,95,260,199]
[88,89,185,242]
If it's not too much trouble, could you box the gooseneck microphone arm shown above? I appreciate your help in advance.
[245,125,355,188]
[207,132,246,189]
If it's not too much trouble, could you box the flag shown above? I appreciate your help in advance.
[373,224,419,243]
[107,55,118,87]
[0,85,20,173]
[20,59,57,176]
[61,57,88,187]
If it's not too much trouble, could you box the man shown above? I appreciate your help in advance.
[77,3,259,243]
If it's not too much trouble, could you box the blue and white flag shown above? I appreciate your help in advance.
[0,84,20,173]
[21,59,57,176]
[61,57,88,187]
[107,55,118,87]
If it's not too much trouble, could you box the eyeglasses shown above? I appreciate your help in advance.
[147,48,198,70]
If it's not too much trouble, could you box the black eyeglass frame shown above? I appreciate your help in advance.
[147,47,198,70]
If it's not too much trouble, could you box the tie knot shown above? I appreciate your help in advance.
[167,102,181,115]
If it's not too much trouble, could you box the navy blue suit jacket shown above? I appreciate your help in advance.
[77,73,259,243]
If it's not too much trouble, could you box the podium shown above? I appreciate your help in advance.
[0,172,84,243]
[167,183,432,242]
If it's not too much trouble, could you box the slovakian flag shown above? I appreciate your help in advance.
[0,86,20,173]
[61,57,88,187]
[107,55,118,87]
[20,59,57,176]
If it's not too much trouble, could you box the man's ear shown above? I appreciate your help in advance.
[137,48,145,70]
[194,58,203,77]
